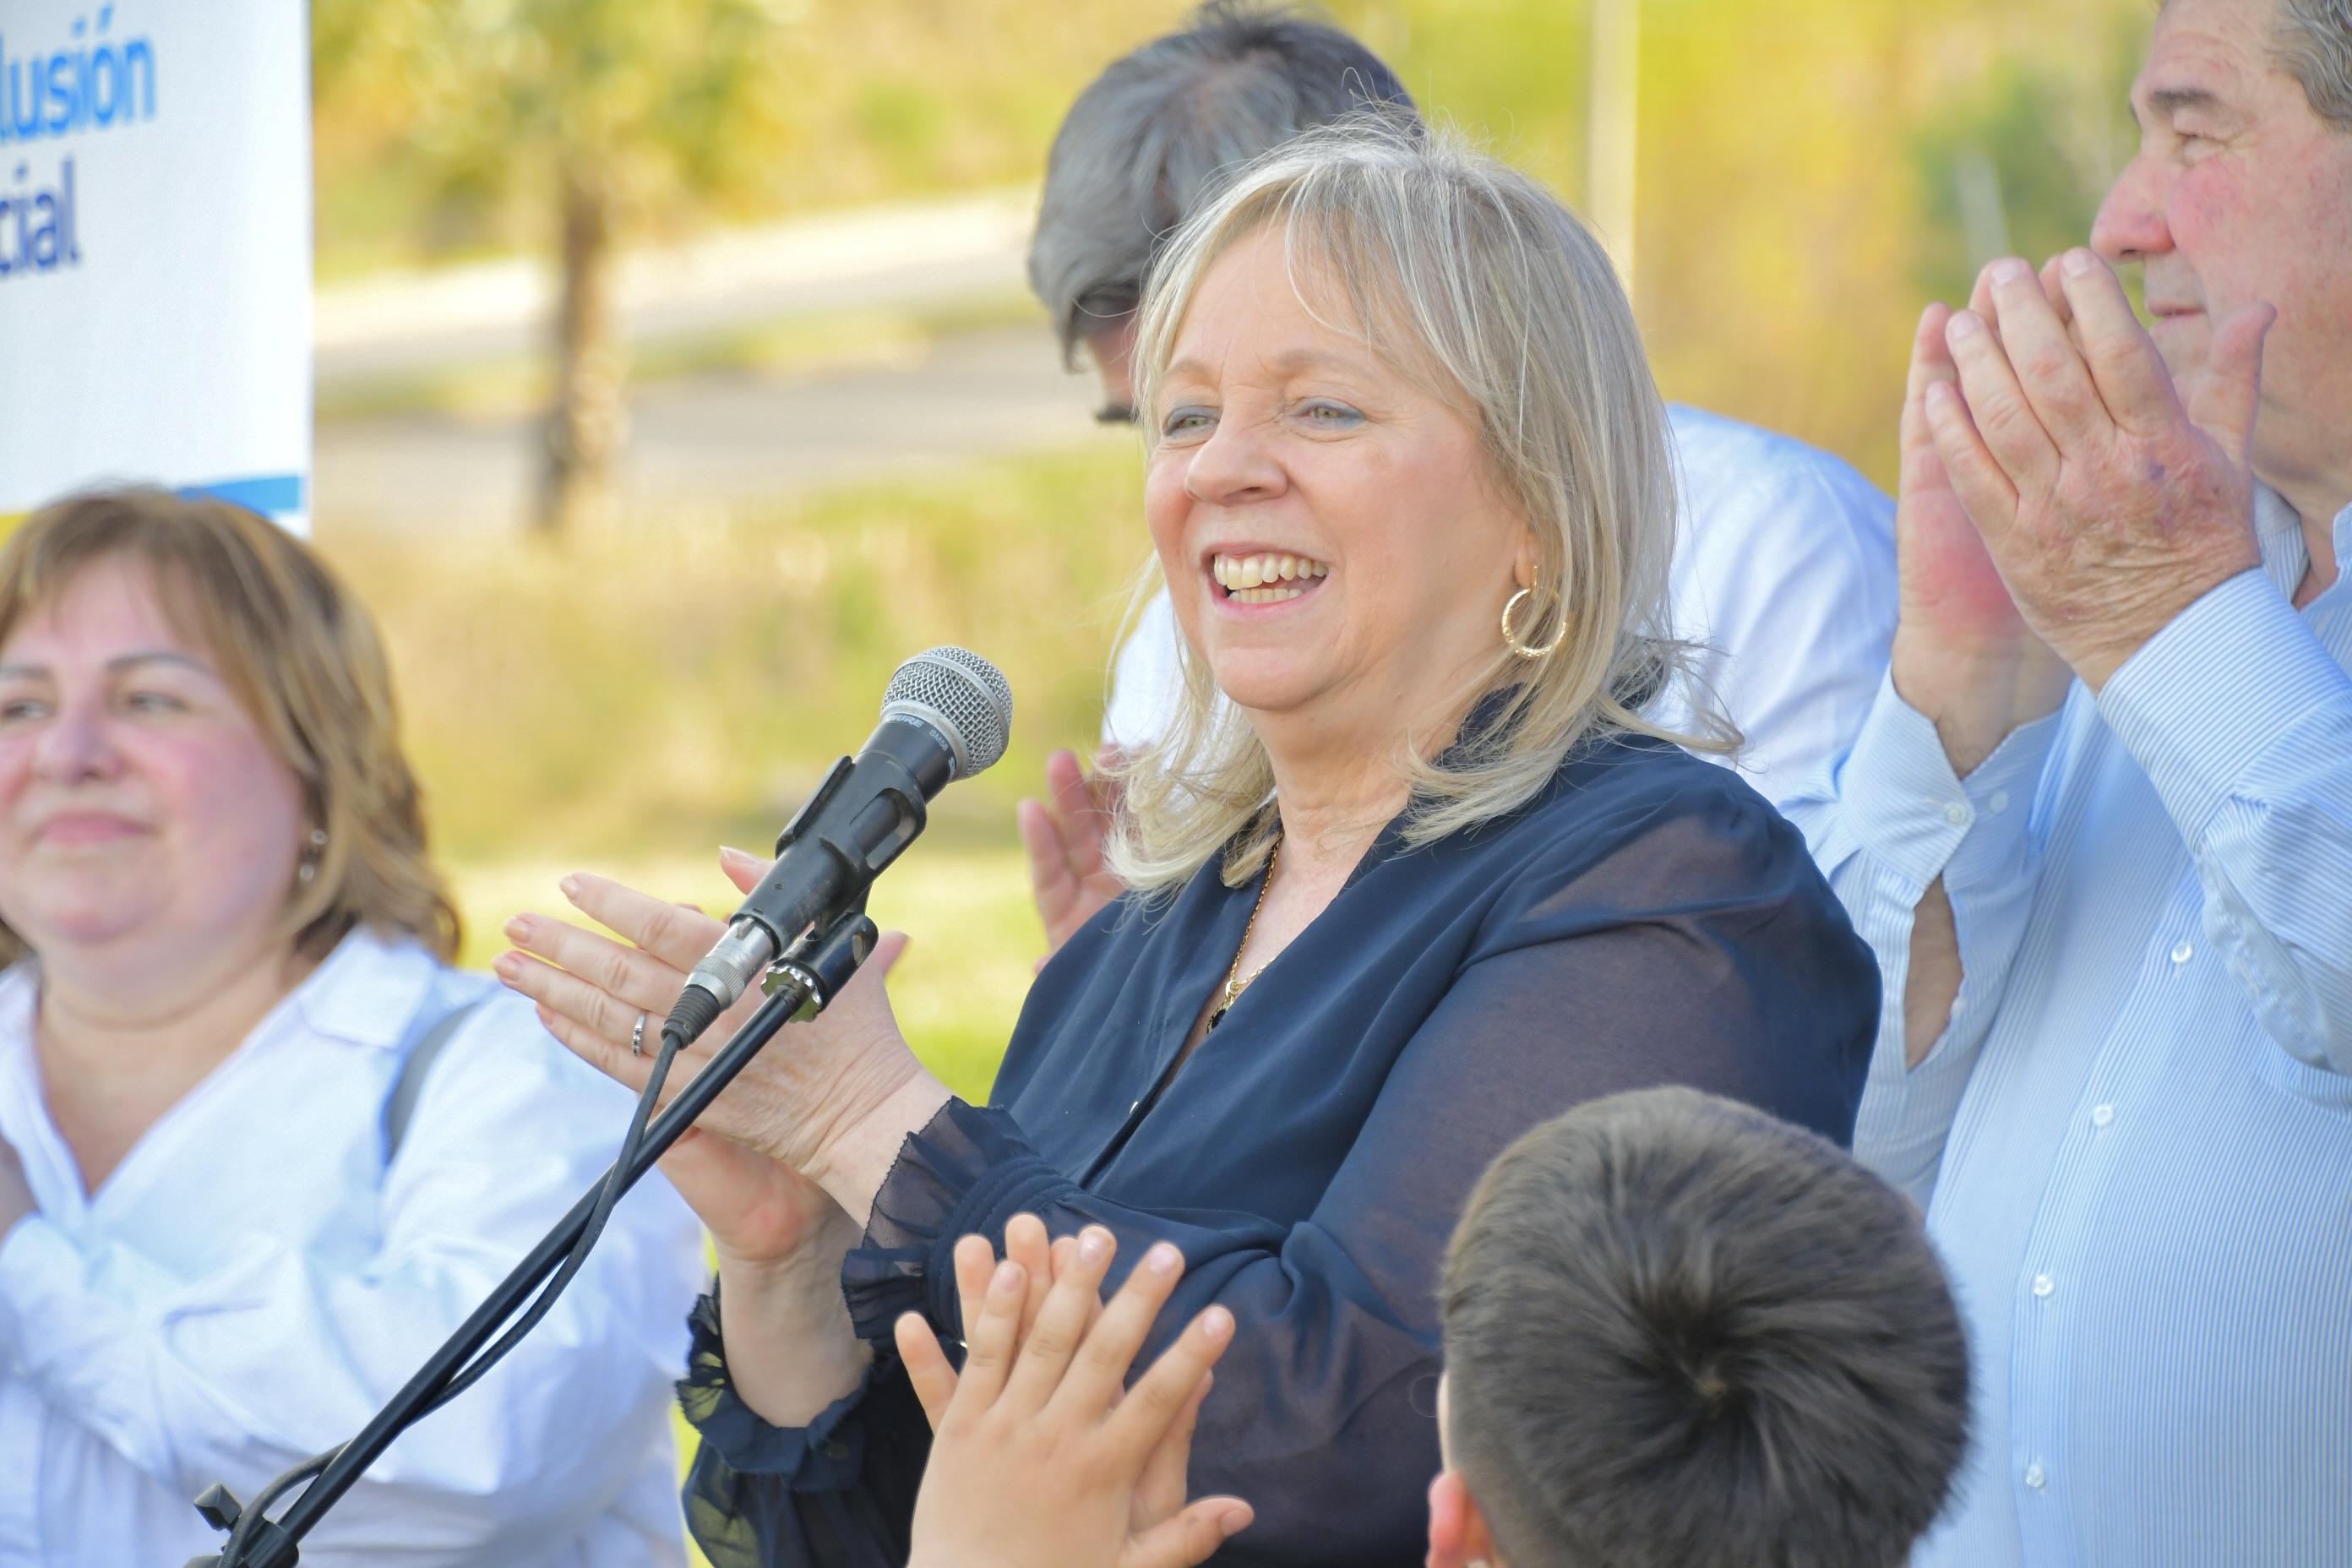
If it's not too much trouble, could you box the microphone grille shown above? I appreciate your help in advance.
[881,647,1014,777]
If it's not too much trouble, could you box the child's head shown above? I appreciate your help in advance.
[1430,1086,1970,1568]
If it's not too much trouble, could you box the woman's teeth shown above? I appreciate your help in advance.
[1212,551,1330,604]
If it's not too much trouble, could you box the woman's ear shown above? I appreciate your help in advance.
[1511,525,1542,592]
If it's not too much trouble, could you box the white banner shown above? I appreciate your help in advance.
[0,0,311,531]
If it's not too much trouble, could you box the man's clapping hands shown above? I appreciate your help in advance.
[1918,248,2273,700]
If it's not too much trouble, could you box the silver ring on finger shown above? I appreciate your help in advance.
[630,1013,648,1057]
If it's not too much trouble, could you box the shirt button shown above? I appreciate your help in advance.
[1986,789,2011,814]
[2171,940,2194,966]
[1941,801,1972,828]
[2024,1461,2048,1491]
[2032,1273,2055,1298]
[2091,1103,2115,1129]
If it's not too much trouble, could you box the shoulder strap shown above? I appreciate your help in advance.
[384,996,487,1161]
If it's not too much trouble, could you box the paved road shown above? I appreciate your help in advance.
[311,190,1123,533]
[314,323,1108,533]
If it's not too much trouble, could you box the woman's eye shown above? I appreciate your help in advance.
[1161,406,1217,441]
[1296,400,1364,426]
[0,697,48,724]
[121,689,188,715]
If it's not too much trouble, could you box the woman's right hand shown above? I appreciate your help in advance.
[492,850,846,1267]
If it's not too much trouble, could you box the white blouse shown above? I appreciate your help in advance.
[0,929,705,1567]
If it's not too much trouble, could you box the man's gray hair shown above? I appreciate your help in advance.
[2275,0,2352,129]
[1027,2,1417,364]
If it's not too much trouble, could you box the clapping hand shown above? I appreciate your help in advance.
[1019,747,1130,962]
[493,850,907,1263]
[1891,264,2077,774]
[1925,249,2273,691]
[898,1217,1253,1568]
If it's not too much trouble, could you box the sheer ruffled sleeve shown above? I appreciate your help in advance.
[673,1291,929,1568]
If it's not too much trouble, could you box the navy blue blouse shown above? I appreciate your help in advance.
[678,732,1879,1567]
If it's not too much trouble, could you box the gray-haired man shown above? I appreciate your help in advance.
[1789,0,2352,1560]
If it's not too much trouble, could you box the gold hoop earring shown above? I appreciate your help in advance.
[1500,586,1566,661]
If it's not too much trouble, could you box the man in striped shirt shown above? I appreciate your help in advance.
[1789,1,2352,1562]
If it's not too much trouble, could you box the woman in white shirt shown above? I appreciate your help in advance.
[0,488,704,1567]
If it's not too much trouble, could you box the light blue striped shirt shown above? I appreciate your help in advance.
[1788,490,2352,1567]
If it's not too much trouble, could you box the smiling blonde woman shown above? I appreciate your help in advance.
[503,121,1881,1568]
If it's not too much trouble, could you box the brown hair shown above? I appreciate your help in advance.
[1440,1086,1970,1568]
[0,487,461,966]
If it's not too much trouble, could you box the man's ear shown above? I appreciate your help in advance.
[1427,1469,1503,1568]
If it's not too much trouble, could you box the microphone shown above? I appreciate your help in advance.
[667,647,1013,1044]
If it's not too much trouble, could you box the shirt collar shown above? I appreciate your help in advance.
[293,926,442,1052]
[0,964,33,1062]
[2255,486,2308,597]
[2253,487,2352,602]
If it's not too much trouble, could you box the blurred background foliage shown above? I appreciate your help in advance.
[306,0,2159,1116]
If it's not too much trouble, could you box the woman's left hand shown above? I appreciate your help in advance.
[494,851,950,1211]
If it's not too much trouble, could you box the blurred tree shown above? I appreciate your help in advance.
[1910,7,2148,303]
[314,0,799,534]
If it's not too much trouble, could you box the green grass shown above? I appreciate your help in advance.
[323,438,1153,869]
[367,437,1158,1097]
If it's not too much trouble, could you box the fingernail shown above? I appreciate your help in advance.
[991,1260,1024,1294]
[1992,257,2031,285]
[1221,1504,1253,1536]
[2062,248,2097,277]
[558,874,581,900]
[1079,1228,1113,1264]
[1201,1306,1233,1342]
[492,952,520,979]
[720,845,755,865]
[1947,312,1984,340]
[1146,1241,1182,1275]
[503,915,531,942]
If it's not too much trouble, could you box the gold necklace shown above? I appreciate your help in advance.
[1207,838,1278,1032]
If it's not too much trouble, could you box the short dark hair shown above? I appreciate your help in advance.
[1027,1,1418,362]
[1440,1087,1970,1568]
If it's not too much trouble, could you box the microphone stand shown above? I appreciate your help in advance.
[187,909,879,1568]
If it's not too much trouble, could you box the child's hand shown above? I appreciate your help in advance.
[900,1223,1253,1568]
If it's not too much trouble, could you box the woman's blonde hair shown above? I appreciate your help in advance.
[1114,116,1726,892]
[0,488,462,965]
